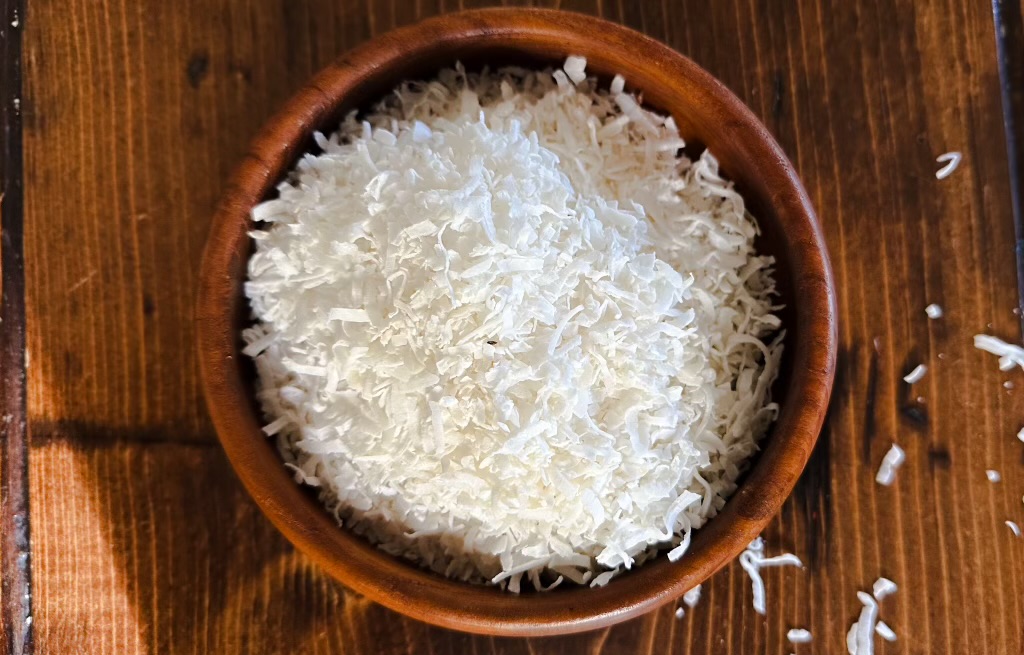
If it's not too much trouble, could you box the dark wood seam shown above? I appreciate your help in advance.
[0,0,32,652]
[992,0,1024,337]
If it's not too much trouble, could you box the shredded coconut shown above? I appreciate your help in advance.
[986,469,1001,483]
[974,334,1024,372]
[924,303,943,319]
[902,364,927,384]
[875,620,897,642]
[846,591,879,655]
[935,152,962,179]
[1018,427,1024,443]
[875,444,905,486]
[871,577,897,600]
[683,584,702,608]
[739,538,802,614]
[610,73,625,94]
[848,582,896,655]
[674,607,685,619]
[1007,521,1022,537]
[787,628,812,643]
[563,56,587,85]
[245,58,782,590]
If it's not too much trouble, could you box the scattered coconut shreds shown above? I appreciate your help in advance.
[1018,427,1024,443]
[935,151,962,179]
[1007,521,1022,537]
[986,469,1001,483]
[787,628,812,644]
[974,334,1024,372]
[875,444,905,486]
[847,591,880,655]
[245,57,784,591]
[848,583,897,655]
[902,364,927,384]
[739,538,803,615]
[925,303,943,319]
[1005,381,1015,390]
[683,584,702,608]
[674,607,685,619]
[875,620,897,642]
[872,577,897,601]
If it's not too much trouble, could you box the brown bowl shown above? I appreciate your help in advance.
[196,7,837,637]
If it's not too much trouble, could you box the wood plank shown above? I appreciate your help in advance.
[27,431,812,654]
[20,0,1024,653]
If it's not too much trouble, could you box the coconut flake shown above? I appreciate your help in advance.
[875,445,905,486]
[903,364,927,384]
[986,469,1001,483]
[875,620,897,642]
[262,415,290,436]
[739,538,802,615]
[563,56,587,85]
[683,584,702,608]
[925,303,943,319]
[610,74,625,94]
[1007,521,1022,537]
[974,334,1024,372]
[328,308,371,323]
[787,628,812,644]
[935,151,962,179]
[872,577,897,601]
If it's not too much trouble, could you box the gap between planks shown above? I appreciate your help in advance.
[991,0,1024,334]
[0,0,32,653]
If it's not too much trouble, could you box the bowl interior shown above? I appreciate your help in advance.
[200,8,834,637]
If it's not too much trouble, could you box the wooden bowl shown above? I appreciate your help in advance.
[196,8,837,637]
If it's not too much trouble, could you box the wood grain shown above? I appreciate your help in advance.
[16,0,1024,653]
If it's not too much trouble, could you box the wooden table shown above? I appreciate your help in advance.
[3,0,1024,653]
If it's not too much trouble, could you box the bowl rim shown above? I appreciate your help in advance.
[196,7,837,637]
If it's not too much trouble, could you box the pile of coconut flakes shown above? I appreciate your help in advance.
[243,57,783,591]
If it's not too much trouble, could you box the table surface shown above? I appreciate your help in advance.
[3,0,1024,653]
